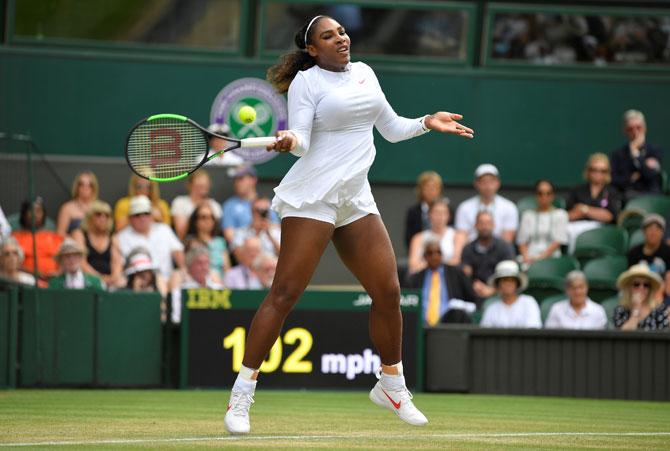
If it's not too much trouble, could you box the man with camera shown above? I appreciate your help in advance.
[231,197,281,261]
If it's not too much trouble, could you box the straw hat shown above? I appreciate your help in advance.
[487,260,528,292]
[616,263,662,292]
[55,238,87,261]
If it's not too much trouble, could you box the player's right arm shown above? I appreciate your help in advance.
[271,72,315,156]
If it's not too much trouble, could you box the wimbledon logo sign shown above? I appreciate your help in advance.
[210,77,288,164]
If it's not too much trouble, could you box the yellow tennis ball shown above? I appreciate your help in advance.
[238,105,257,124]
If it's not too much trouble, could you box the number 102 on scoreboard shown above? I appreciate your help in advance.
[222,326,313,374]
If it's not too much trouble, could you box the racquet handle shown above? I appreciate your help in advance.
[240,137,277,148]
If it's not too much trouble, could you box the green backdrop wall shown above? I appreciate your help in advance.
[2,47,669,187]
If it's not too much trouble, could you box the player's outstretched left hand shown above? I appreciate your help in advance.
[425,112,474,139]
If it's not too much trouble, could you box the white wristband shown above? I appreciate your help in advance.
[419,115,431,132]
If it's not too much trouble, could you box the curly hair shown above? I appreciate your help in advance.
[266,15,330,94]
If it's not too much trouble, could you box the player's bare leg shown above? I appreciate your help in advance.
[332,214,428,426]
[225,217,334,434]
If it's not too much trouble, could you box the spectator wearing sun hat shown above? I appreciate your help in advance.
[124,246,168,297]
[115,195,185,279]
[479,260,541,328]
[614,263,668,331]
[455,163,518,244]
[627,213,670,276]
[48,238,105,290]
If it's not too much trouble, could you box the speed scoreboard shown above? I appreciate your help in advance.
[180,288,423,390]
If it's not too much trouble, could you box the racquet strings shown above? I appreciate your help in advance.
[127,118,209,180]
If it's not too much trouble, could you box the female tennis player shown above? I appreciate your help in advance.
[224,15,474,434]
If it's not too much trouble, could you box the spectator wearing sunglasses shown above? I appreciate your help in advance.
[71,200,124,288]
[565,153,621,253]
[516,179,568,267]
[114,174,171,230]
[404,239,478,324]
[613,263,668,331]
[185,201,231,280]
[115,195,184,280]
[610,109,663,203]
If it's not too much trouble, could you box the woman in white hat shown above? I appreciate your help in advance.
[480,260,541,328]
[124,247,167,297]
[614,263,669,330]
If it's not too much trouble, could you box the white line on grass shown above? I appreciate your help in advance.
[2,432,670,447]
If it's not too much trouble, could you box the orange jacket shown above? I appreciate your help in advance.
[12,229,63,278]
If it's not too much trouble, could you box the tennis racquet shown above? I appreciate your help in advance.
[125,113,277,182]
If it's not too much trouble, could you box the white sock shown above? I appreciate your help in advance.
[239,365,258,382]
[380,361,405,390]
[232,365,258,394]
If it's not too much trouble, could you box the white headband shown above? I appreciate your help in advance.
[304,15,322,46]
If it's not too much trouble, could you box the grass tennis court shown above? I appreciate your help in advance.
[1,390,669,449]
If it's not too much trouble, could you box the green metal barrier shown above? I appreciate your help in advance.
[18,287,162,387]
[0,285,19,388]
[96,291,162,386]
[20,287,96,386]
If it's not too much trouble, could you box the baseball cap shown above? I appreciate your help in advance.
[474,163,499,179]
[229,164,257,179]
[129,195,152,216]
[642,213,666,230]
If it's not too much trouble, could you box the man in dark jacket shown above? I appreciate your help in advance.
[610,109,663,202]
[404,239,478,324]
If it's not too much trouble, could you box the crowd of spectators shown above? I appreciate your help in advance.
[0,163,279,324]
[491,13,670,67]
[0,109,667,331]
[402,109,669,331]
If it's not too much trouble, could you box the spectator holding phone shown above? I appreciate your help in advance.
[231,197,281,259]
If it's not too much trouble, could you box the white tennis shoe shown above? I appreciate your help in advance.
[224,390,254,434]
[369,378,428,426]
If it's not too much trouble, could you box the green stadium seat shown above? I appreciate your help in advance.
[572,225,628,265]
[628,228,644,250]
[617,209,644,236]
[539,293,566,324]
[662,170,669,195]
[600,295,621,329]
[624,194,670,217]
[524,256,580,301]
[582,255,627,302]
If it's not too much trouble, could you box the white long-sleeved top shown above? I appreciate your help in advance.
[272,62,428,209]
